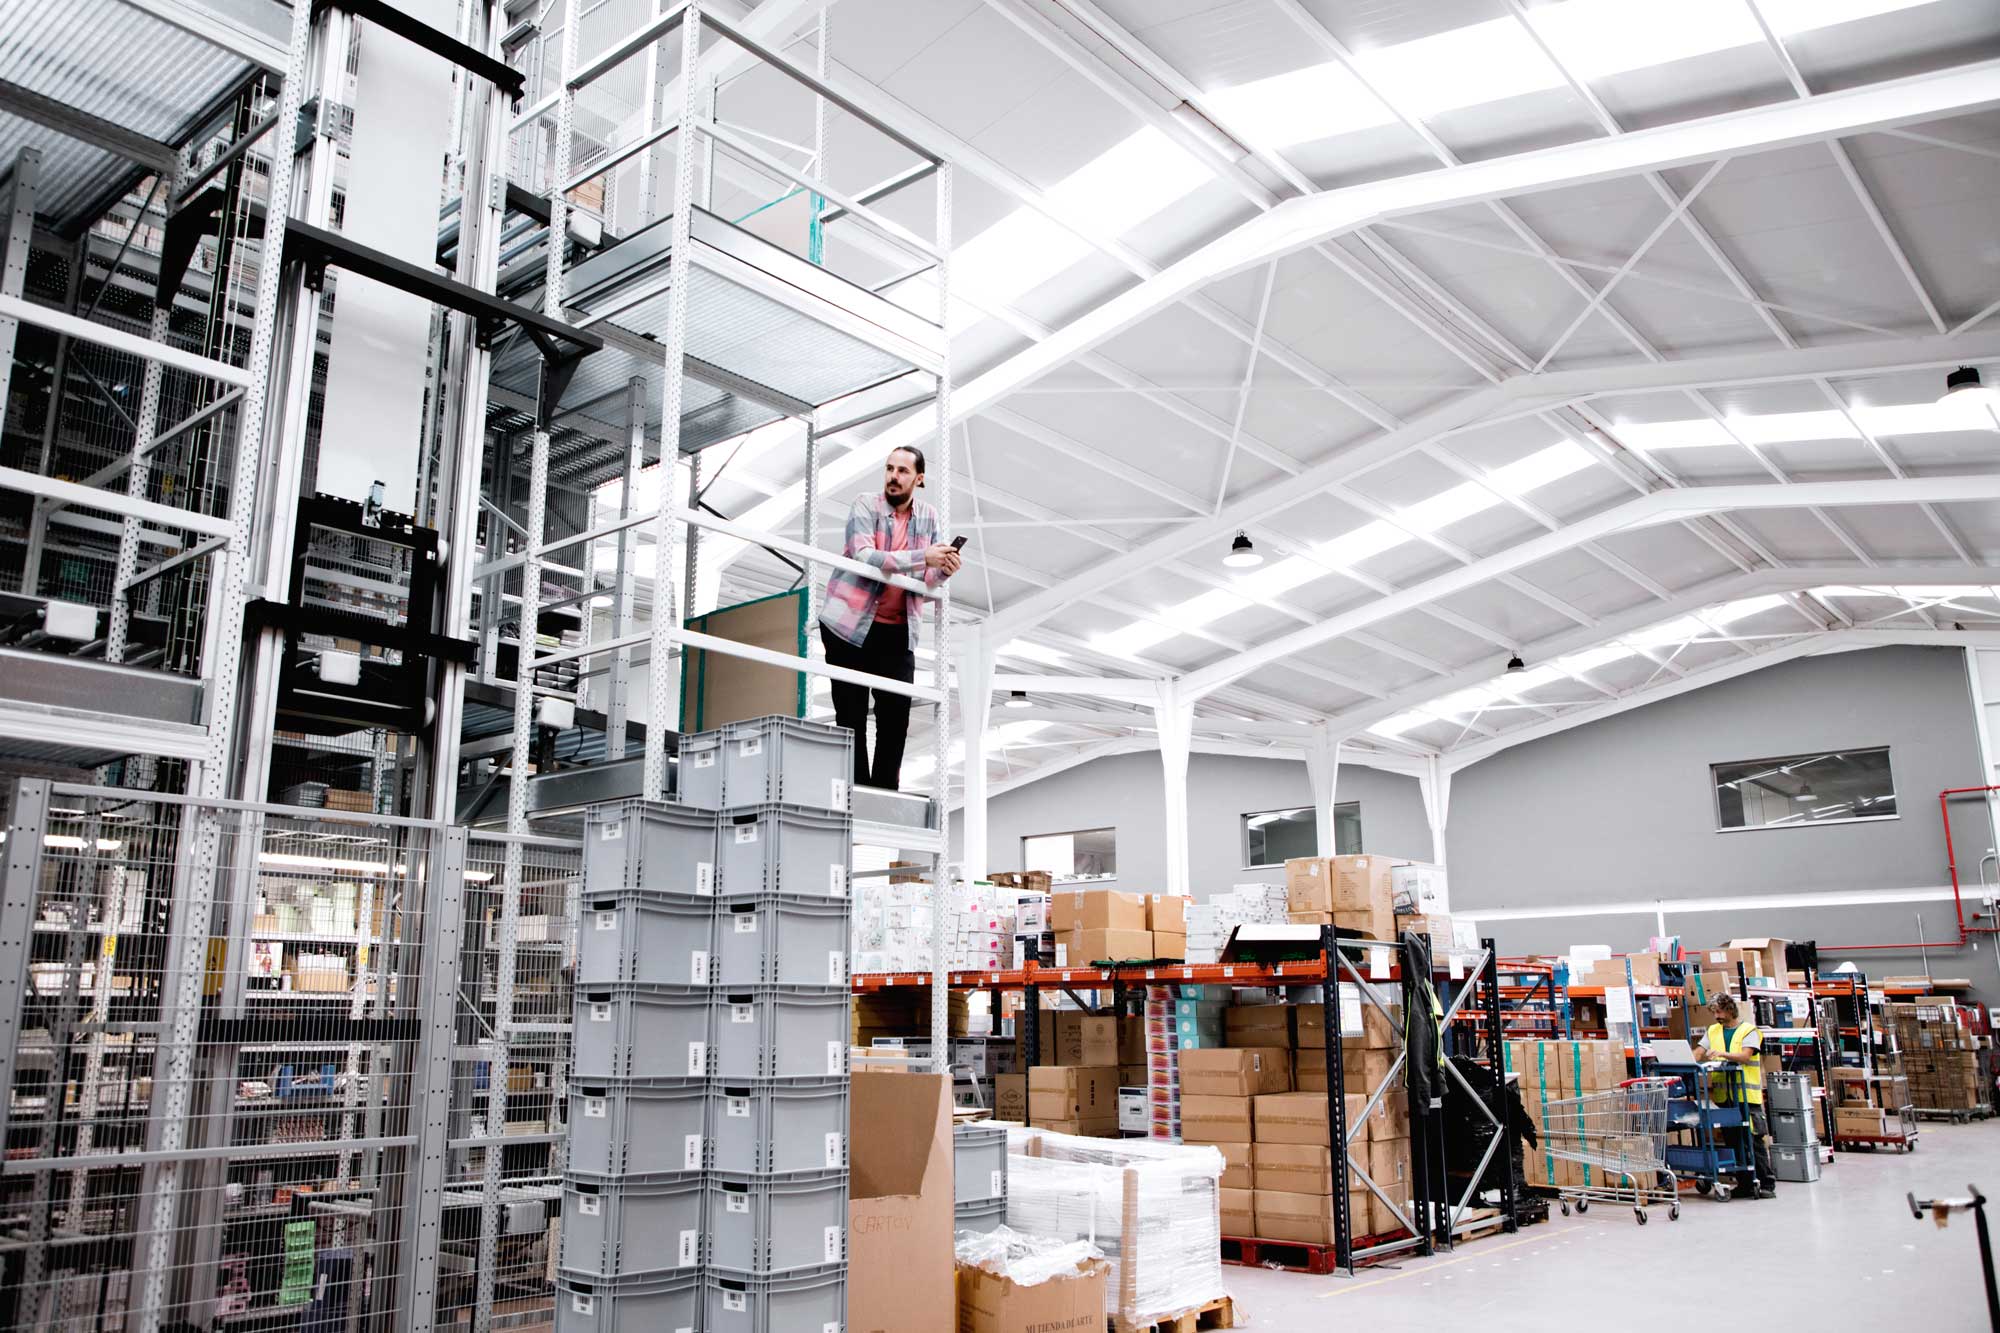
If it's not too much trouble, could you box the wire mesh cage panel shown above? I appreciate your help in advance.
[0,782,449,1331]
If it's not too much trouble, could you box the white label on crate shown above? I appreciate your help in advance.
[599,821,622,842]
[584,1097,606,1119]
[677,1230,698,1267]
[571,1294,593,1314]
[1449,953,1466,981]
[826,1041,845,1075]
[823,1226,842,1263]
[740,736,763,757]
[577,1194,600,1216]
[590,1003,611,1023]
[696,862,714,896]
[1370,946,1390,981]
[734,913,758,935]
[825,1132,843,1168]
[723,1292,746,1313]
[692,750,715,769]
[1222,966,1235,978]
[831,778,847,808]
[735,824,758,844]
[829,951,846,985]
[991,1170,1003,1197]
[726,1194,749,1215]
[727,1097,750,1119]
[829,864,847,898]
[687,1041,706,1076]
[823,1324,839,1333]
[731,1004,754,1024]
[684,1134,703,1170]
[691,951,708,985]
[595,911,616,931]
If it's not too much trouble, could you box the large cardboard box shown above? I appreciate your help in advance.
[1148,894,1187,934]
[1294,1046,1393,1094]
[1292,997,1396,1051]
[1252,1142,1335,1193]
[1583,954,1662,988]
[1218,1140,1254,1190]
[1224,1004,1293,1047]
[1253,1189,1370,1245]
[1051,890,1148,934]
[1285,855,1393,918]
[1038,1013,1119,1067]
[1180,1093,1254,1144]
[1181,1047,1292,1097]
[1064,927,1154,964]
[849,1070,955,1333]
[1697,948,1759,977]
[1219,1186,1255,1237]
[1835,1106,1888,1137]
[1152,930,1187,960]
[1028,1066,1118,1123]
[994,1074,1027,1123]
[1726,937,1792,980]
[1333,906,1395,941]
[1284,857,1333,913]
[1118,1016,1148,1067]
[1253,1091,1405,1145]
[957,1256,1109,1333]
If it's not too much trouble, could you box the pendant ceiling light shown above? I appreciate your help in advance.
[1223,531,1263,568]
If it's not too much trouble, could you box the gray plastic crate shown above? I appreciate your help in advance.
[715,894,849,988]
[585,801,718,898]
[1772,1142,1822,1182]
[717,805,851,901]
[578,893,715,989]
[708,1079,848,1176]
[704,1269,845,1333]
[1765,1072,1811,1114]
[555,1270,701,1333]
[574,987,713,1082]
[707,1171,848,1277]
[569,1080,710,1177]
[720,716,853,814]
[954,1196,1005,1235]
[676,731,723,811]
[560,1173,705,1281]
[713,988,851,1081]
[1769,1107,1818,1147]
[951,1122,1007,1204]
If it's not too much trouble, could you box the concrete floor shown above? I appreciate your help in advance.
[1221,1118,2000,1329]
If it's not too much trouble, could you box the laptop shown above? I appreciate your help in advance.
[1648,1039,1699,1065]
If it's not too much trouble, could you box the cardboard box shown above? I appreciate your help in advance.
[1119,1063,1148,1089]
[1038,1118,1118,1137]
[1294,1046,1393,1094]
[1286,856,1392,917]
[1218,1140,1254,1190]
[1219,1186,1255,1237]
[1028,1066,1118,1122]
[1253,1092,1329,1145]
[1152,930,1187,960]
[994,1073,1026,1123]
[1118,1016,1148,1066]
[1253,1189,1370,1245]
[1333,906,1395,941]
[1180,1093,1254,1144]
[1292,998,1396,1051]
[1584,954,1661,988]
[1038,1013,1119,1067]
[1051,890,1147,934]
[1064,927,1153,964]
[1835,1106,1888,1137]
[1726,937,1792,979]
[849,1070,955,1333]
[1180,1047,1292,1098]
[1252,1141,1335,1194]
[1148,894,1187,934]
[957,1256,1109,1333]
[1699,948,1759,977]
[1225,1004,1293,1047]
[1284,857,1333,913]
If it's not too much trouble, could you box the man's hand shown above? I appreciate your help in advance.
[924,543,962,575]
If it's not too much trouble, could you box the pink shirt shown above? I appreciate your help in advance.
[871,508,914,625]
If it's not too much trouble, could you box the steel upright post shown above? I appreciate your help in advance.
[1322,925,1352,1272]
[1482,940,1519,1233]
[928,160,953,1073]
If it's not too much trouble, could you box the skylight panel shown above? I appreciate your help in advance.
[1203,62,1392,148]
[1489,440,1597,495]
[998,638,1069,666]
[1529,0,1764,81]
[1236,554,1323,598]
[1398,482,1496,535]
[1722,409,1858,446]
[1704,593,1792,625]
[1046,127,1210,235]
[1366,710,1432,739]
[1316,521,1406,569]
[1353,18,1566,120]
[1558,642,1634,675]
[1090,619,1179,660]
[1613,419,1737,450]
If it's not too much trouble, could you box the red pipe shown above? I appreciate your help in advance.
[1820,784,2000,954]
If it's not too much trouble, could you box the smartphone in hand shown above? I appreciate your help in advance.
[950,535,967,551]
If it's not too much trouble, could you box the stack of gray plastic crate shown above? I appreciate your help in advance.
[952,1122,1008,1234]
[1766,1072,1822,1182]
[687,716,856,1333]
[557,797,721,1333]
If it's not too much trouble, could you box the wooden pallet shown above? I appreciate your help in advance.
[1111,1295,1237,1333]
[1219,1230,1413,1274]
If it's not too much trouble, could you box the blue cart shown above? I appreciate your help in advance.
[1652,1062,1759,1201]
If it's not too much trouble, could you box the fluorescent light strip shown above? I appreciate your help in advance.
[1614,398,1998,451]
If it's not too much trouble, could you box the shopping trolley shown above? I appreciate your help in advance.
[1539,1078,1680,1224]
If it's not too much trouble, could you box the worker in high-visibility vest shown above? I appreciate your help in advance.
[1694,993,1776,1198]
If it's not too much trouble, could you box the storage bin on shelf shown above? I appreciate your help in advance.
[705,1170,849,1277]
[951,1122,1007,1205]
[711,987,851,1081]
[719,715,853,814]
[717,804,850,900]
[568,1079,711,1178]
[707,1078,849,1176]
[703,1266,846,1333]
[675,731,724,811]
[577,892,716,988]
[712,893,849,988]
[559,1172,706,1281]
[573,985,713,1081]
[584,800,719,899]
[555,1269,702,1333]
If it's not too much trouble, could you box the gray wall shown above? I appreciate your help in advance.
[1447,646,1999,995]
[952,749,1431,899]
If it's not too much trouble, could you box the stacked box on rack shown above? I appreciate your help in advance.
[1143,984,1186,1139]
[1504,1039,1628,1191]
[565,717,855,1333]
[1185,884,1289,963]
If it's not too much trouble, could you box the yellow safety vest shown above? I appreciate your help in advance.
[1705,1022,1763,1106]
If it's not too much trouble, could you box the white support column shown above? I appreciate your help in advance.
[1965,647,2000,860]
[956,628,996,880]
[1153,679,1195,897]
[1304,722,1342,857]
[1419,755,1451,869]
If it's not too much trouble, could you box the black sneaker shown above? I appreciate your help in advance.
[1753,1187,1777,1200]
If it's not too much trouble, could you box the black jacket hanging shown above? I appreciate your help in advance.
[1402,930,1446,1110]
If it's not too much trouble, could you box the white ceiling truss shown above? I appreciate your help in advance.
[673,0,2000,793]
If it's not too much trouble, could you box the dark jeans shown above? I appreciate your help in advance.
[821,621,915,791]
[1740,1104,1775,1192]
